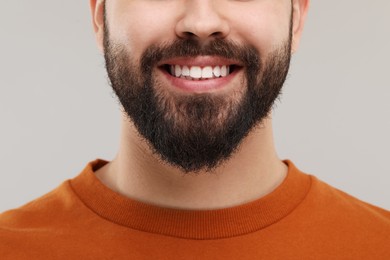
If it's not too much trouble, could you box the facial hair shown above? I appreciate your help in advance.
[103,21,292,173]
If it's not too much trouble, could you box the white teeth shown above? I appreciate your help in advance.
[170,65,232,79]
[213,66,221,77]
[174,65,181,77]
[221,65,227,77]
[202,66,213,78]
[190,66,202,79]
[182,66,190,76]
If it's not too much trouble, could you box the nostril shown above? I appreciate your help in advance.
[210,31,222,37]
[182,31,196,38]
[180,31,224,40]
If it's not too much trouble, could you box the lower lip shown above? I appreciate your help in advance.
[159,67,242,94]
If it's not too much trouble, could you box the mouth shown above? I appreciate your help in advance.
[156,56,244,93]
[161,64,241,81]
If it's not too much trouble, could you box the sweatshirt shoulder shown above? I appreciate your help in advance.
[307,175,390,226]
[0,180,85,231]
[0,180,93,257]
[280,168,390,258]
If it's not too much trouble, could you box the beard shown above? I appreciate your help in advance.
[103,22,292,173]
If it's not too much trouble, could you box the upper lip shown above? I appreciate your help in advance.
[157,56,243,67]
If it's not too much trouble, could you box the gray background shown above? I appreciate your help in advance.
[0,1,389,212]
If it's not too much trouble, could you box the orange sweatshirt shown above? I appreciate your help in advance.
[1,160,389,259]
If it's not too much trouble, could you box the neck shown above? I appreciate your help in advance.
[96,115,287,210]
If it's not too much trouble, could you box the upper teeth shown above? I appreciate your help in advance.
[170,65,230,79]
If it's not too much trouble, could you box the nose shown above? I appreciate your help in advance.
[175,0,230,42]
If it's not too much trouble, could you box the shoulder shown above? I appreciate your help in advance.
[0,181,91,257]
[279,173,390,257]
[0,181,79,227]
[286,161,390,228]
[308,175,390,219]
[299,175,390,244]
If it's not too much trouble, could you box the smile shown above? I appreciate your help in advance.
[164,65,238,80]
[157,56,243,93]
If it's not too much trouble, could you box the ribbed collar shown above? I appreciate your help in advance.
[70,159,311,240]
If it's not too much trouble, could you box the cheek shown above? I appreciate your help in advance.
[108,2,178,59]
[230,4,291,55]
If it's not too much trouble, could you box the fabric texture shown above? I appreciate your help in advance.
[1,159,389,259]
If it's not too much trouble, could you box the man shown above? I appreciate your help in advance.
[1,0,389,259]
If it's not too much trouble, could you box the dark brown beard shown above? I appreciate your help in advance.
[103,21,292,173]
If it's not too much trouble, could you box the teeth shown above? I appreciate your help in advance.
[221,65,227,77]
[182,66,190,76]
[202,66,213,78]
[213,66,221,77]
[174,65,181,77]
[169,65,231,79]
[190,66,202,79]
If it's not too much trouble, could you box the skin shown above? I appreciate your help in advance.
[89,0,310,210]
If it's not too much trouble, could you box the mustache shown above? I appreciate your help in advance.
[140,38,261,73]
